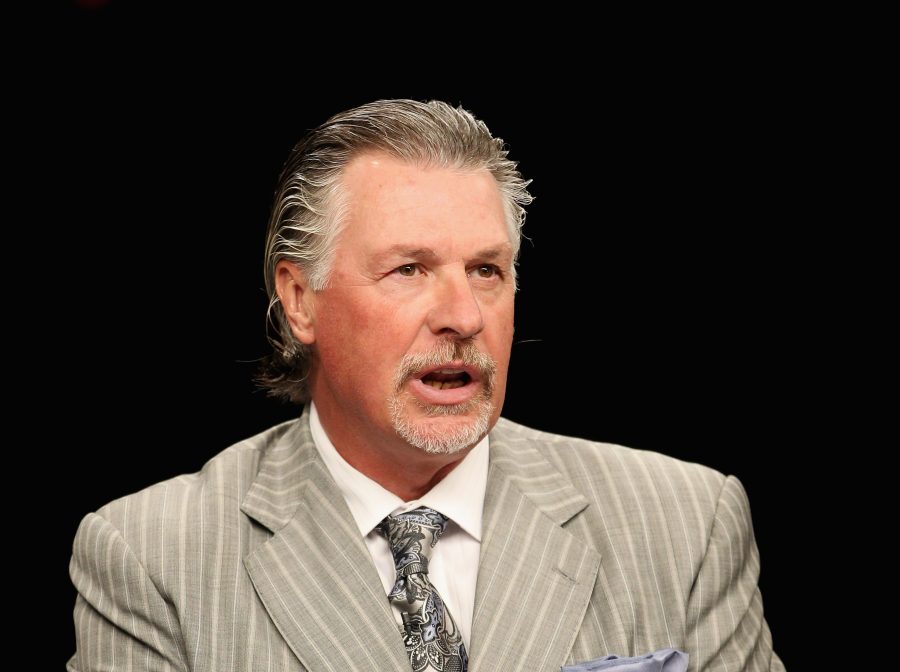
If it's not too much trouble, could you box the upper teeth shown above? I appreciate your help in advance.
[435,369,461,374]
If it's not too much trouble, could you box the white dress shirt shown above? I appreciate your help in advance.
[309,402,488,650]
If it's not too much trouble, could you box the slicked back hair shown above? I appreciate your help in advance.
[258,99,533,404]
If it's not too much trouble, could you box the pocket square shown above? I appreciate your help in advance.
[561,646,688,671]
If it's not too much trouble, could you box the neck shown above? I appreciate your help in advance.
[313,402,473,501]
[342,449,468,501]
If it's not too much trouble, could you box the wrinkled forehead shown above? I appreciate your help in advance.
[337,152,511,257]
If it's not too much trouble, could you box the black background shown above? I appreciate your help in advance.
[46,3,804,669]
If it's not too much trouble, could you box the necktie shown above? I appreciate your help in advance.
[378,507,468,672]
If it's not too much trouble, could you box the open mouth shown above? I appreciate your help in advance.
[407,361,483,405]
[420,369,473,390]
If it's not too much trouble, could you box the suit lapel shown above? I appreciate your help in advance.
[469,421,602,672]
[241,408,408,671]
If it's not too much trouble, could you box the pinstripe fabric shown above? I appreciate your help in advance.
[480,420,785,672]
[68,407,784,671]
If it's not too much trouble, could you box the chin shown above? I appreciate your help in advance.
[388,394,493,455]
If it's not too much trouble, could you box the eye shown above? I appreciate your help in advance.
[394,264,420,277]
[471,264,501,279]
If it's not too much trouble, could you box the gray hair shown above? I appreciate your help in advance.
[257,99,533,404]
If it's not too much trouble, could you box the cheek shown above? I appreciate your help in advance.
[493,327,514,385]
[489,296,515,350]
[482,296,515,379]
[314,292,409,385]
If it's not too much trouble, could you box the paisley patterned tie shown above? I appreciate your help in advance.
[378,507,468,672]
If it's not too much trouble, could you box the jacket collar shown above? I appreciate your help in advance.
[468,417,602,670]
[241,409,602,671]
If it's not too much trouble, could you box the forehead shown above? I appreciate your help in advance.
[338,152,508,250]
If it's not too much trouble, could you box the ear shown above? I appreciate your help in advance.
[275,260,317,345]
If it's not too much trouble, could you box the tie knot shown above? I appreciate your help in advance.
[379,506,448,577]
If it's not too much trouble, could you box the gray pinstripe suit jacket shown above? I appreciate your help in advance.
[68,406,784,671]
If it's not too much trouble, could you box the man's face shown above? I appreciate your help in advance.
[307,152,515,456]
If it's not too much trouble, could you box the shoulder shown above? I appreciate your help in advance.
[491,415,731,518]
[73,418,301,555]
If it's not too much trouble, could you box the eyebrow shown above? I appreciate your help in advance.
[472,246,511,261]
[378,246,440,262]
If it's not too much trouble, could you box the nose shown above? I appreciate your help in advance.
[426,269,485,339]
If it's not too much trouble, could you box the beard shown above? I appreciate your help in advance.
[388,339,497,455]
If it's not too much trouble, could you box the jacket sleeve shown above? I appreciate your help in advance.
[685,475,785,672]
[67,512,189,672]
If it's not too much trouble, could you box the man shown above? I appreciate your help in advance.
[68,99,784,671]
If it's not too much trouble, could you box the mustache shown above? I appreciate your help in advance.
[393,339,496,392]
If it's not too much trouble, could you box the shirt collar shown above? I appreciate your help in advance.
[309,401,487,542]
